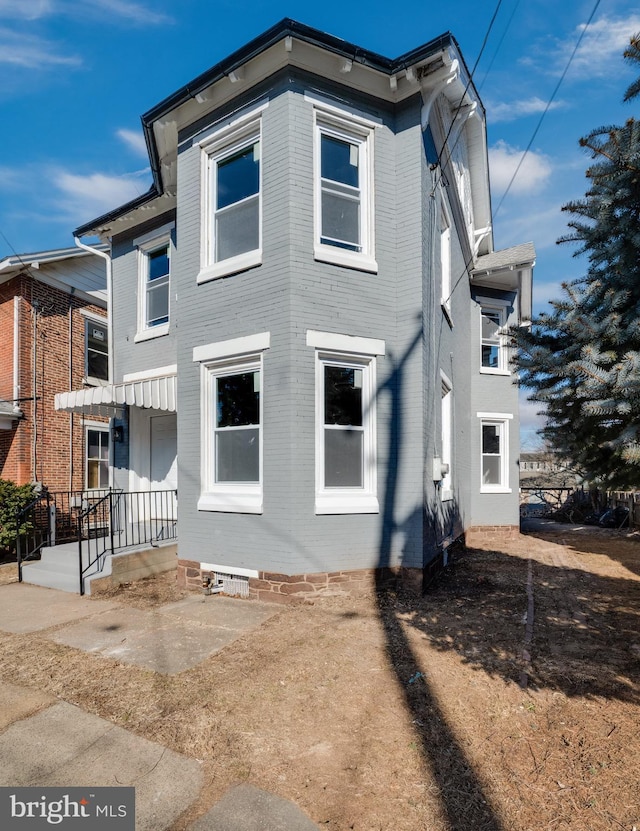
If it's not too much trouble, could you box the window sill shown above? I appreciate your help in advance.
[441,489,454,502]
[314,245,378,274]
[83,376,110,387]
[441,301,453,328]
[315,491,379,515]
[480,487,513,494]
[198,490,263,514]
[479,368,511,376]
[134,324,170,343]
[197,250,262,284]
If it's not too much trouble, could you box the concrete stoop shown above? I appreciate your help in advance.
[21,542,177,595]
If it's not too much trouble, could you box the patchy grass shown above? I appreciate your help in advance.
[0,527,638,830]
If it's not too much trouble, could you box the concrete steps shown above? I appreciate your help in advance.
[21,541,112,595]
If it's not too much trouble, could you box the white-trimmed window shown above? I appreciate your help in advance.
[198,108,265,283]
[307,330,384,514]
[480,301,509,373]
[312,102,377,273]
[440,204,452,314]
[135,224,173,341]
[86,426,110,490]
[478,412,513,492]
[85,318,108,382]
[193,333,270,513]
[441,375,453,501]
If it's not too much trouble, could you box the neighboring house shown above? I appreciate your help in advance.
[0,247,108,493]
[56,19,535,599]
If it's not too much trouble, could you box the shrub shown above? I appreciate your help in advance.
[0,479,37,554]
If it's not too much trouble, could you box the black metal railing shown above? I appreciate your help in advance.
[77,489,178,595]
[16,490,52,582]
[15,487,177,594]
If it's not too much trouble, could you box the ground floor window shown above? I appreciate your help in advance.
[193,332,270,513]
[307,329,384,514]
[477,412,513,493]
[86,426,109,489]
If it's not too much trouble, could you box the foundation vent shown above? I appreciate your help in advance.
[214,572,250,598]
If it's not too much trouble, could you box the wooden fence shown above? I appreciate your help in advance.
[609,491,640,530]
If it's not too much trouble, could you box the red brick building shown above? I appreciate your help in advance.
[0,247,108,492]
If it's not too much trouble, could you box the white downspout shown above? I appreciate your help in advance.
[13,295,21,414]
[74,236,113,383]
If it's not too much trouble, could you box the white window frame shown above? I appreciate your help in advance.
[440,202,452,315]
[307,330,384,515]
[84,314,109,385]
[477,412,513,493]
[198,107,265,284]
[311,102,377,273]
[134,223,173,342]
[441,374,453,501]
[85,423,110,491]
[193,332,270,514]
[479,298,510,375]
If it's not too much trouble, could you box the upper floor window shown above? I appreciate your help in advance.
[85,318,108,382]
[311,102,377,273]
[441,375,453,501]
[198,106,266,283]
[480,301,509,374]
[134,223,173,342]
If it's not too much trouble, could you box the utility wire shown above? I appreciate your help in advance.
[477,0,521,92]
[431,0,504,194]
[493,0,603,218]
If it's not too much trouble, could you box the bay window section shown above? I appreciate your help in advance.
[193,332,270,513]
[308,330,384,514]
[312,104,377,273]
[198,107,265,283]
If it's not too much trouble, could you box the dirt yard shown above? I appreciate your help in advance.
[0,522,638,831]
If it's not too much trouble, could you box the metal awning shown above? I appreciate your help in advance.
[55,376,177,416]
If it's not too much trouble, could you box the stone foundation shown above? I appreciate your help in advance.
[177,559,424,603]
[464,525,520,549]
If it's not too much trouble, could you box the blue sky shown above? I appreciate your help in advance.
[1,0,639,445]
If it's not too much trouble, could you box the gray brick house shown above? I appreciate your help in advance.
[56,20,535,599]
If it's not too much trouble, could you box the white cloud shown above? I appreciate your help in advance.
[0,27,81,68]
[53,169,150,220]
[89,0,172,25]
[489,140,552,197]
[529,14,640,80]
[0,0,52,19]
[488,97,566,124]
[116,129,148,156]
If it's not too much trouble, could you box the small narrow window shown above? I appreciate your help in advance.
[440,206,451,312]
[145,244,170,327]
[86,320,108,382]
[481,308,502,369]
[441,378,453,500]
[86,428,109,489]
[478,413,512,492]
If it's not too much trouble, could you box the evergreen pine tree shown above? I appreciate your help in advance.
[513,35,640,488]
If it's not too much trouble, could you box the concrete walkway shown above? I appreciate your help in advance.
[0,580,321,830]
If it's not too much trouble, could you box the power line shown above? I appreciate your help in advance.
[493,0,603,218]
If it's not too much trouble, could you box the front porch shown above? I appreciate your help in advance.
[17,488,177,594]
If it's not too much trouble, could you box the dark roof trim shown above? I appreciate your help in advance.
[75,19,459,238]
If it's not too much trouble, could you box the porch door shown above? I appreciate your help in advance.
[149,414,177,519]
